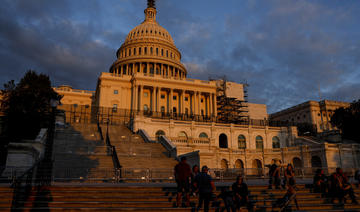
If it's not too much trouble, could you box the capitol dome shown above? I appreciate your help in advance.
[110,1,187,79]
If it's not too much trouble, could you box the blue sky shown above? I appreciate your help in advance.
[1,0,360,113]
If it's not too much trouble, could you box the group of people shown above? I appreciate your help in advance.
[313,168,358,204]
[175,157,358,211]
[268,163,296,190]
[174,157,252,212]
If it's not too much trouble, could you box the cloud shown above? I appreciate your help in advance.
[0,0,359,113]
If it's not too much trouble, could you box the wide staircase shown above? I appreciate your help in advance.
[52,123,115,182]
[2,183,360,211]
[105,125,178,169]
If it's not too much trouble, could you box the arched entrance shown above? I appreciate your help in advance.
[311,156,322,168]
[155,130,165,141]
[235,159,244,169]
[293,157,302,168]
[252,159,262,176]
[221,159,228,169]
[219,134,228,148]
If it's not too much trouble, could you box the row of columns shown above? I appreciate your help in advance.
[131,85,217,116]
[112,62,185,79]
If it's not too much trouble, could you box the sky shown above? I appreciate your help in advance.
[0,0,360,113]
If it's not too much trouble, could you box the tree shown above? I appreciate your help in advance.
[330,99,360,142]
[1,70,61,141]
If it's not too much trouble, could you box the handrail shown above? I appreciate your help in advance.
[138,129,155,143]
[159,135,177,158]
[101,123,122,182]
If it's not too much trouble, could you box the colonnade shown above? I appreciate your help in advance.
[112,62,186,79]
[131,84,217,117]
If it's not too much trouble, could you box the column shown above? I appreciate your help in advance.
[161,64,163,76]
[190,92,193,115]
[138,85,143,111]
[126,64,129,75]
[170,89,173,114]
[134,85,138,112]
[213,93,217,117]
[197,92,201,115]
[120,65,123,77]
[131,84,135,111]
[205,94,208,116]
[157,87,161,112]
[139,63,142,74]
[167,65,170,78]
[147,62,149,74]
[151,87,156,112]
[180,90,184,114]
[209,93,213,117]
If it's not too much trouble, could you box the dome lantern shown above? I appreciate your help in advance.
[145,0,157,22]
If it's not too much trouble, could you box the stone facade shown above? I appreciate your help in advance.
[53,1,359,170]
[270,100,350,133]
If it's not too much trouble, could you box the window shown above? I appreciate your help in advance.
[133,48,136,55]
[144,104,149,111]
[256,136,264,150]
[144,92,148,97]
[173,96,177,100]
[112,104,118,112]
[161,106,165,112]
[238,135,246,149]
[201,99,204,103]
[199,132,208,138]
[272,136,280,149]
[161,94,165,99]
[150,47,153,54]
[139,47,142,55]
[114,90,118,94]
[178,131,187,138]
[185,97,188,101]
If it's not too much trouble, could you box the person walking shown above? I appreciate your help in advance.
[194,165,215,212]
[174,156,192,207]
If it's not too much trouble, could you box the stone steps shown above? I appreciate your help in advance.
[105,125,178,169]
[4,184,360,211]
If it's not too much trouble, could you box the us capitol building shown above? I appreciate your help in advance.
[55,0,359,171]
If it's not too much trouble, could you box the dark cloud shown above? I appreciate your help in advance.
[0,0,359,113]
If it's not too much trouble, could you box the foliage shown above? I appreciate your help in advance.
[1,70,61,141]
[330,99,360,142]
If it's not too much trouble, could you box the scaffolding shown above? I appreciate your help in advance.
[216,78,249,124]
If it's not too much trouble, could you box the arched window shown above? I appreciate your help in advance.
[256,136,263,150]
[155,130,165,141]
[221,159,228,169]
[272,136,280,148]
[139,47,142,55]
[144,47,147,54]
[219,134,228,148]
[133,48,136,55]
[156,48,159,55]
[178,131,187,138]
[235,159,244,169]
[143,104,149,112]
[150,47,153,54]
[238,135,246,149]
[199,132,208,138]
